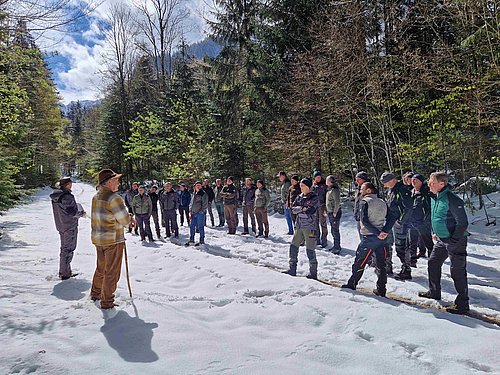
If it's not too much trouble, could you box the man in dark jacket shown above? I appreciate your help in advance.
[149,185,161,239]
[178,183,191,226]
[312,170,328,247]
[282,178,319,279]
[124,182,139,234]
[326,175,342,253]
[220,176,239,234]
[241,177,257,235]
[214,178,225,227]
[277,171,293,234]
[287,175,301,227]
[159,182,179,238]
[50,177,85,279]
[254,180,271,238]
[203,179,215,227]
[379,171,413,280]
[409,174,434,263]
[353,171,369,239]
[418,172,470,314]
[186,181,209,245]
[342,182,389,296]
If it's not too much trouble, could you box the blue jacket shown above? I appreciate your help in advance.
[178,190,191,207]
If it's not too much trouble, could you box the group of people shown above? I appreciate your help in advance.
[50,168,470,315]
[279,170,470,315]
[121,176,273,246]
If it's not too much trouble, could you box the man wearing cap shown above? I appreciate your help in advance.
[148,185,161,239]
[124,182,139,235]
[220,176,238,234]
[214,178,225,227]
[379,171,413,280]
[418,172,470,314]
[277,171,293,235]
[282,178,319,279]
[50,177,86,280]
[325,175,342,253]
[186,181,209,245]
[90,169,134,309]
[178,183,191,226]
[311,170,328,247]
[159,182,179,238]
[409,174,434,263]
[131,185,154,242]
[354,172,370,239]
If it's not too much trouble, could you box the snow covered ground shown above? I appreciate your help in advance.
[1,183,499,375]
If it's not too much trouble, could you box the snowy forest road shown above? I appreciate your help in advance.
[1,183,499,374]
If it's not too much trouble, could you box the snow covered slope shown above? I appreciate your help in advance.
[1,183,499,374]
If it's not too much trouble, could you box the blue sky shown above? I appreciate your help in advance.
[42,0,207,104]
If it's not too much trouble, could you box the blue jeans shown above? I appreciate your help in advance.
[283,203,294,234]
[189,212,205,242]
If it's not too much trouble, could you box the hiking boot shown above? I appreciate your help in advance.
[446,304,470,315]
[282,269,296,277]
[256,232,263,238]
[394,271,412,281]
[185,240,195,246]
[341,283,355,290]
[410,261,417,268]
[101,303,119,310]
[90,295,100,302]
[241,231,249,235]
[417,252,427,258]
[264,232,269,238]
[306,273,317,280]
[418,291,441,300]
[373,289,386,297]
[329,247,341,255]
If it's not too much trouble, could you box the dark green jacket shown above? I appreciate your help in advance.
[431,185,469,241]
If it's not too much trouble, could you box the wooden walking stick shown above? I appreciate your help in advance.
[123,243,133,298]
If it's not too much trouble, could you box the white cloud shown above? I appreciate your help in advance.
[38,0,208,104]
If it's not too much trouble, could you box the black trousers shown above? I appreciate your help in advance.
[179,205,190,225]
[427,237,469,308]
[347,235,387,293]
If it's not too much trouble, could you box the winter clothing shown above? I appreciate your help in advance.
[178,189,191,225]
[131,193,152,216]
[312,178,328,247]
[220,184,238,233]
[91,187,131,246]
[149,191,161,237]
[287,191,319,276]
[409,186,434,260]
[424,185,469,310]
[203,185,215,226]
[383,181,413,276]
[190,189,209,214]
[189,212,206,243]
[254,187,271,236]
[159,189,179,237]
[91,184,130,309]
[241,184,257,233]
[430,185,469,241]
[359,194,388,236]
[287,182,301,225]
[279,177,293,234]
[355,171,369,181]
[380,172,396,184]
[132,193,153,241]
[345,236,387,296]
[124,188,138,214]
[214,184,225,226]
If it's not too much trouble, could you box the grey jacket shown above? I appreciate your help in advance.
[50,188,84,232]
[190,189,209,214]
[280,178,291,203]
[359,194,388,236]
[254,188,271,208]
[159,190,179,211]
[132,193,152,216]
[291,192,318,229]
[214,185,224,203]
[326,184,341,215]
